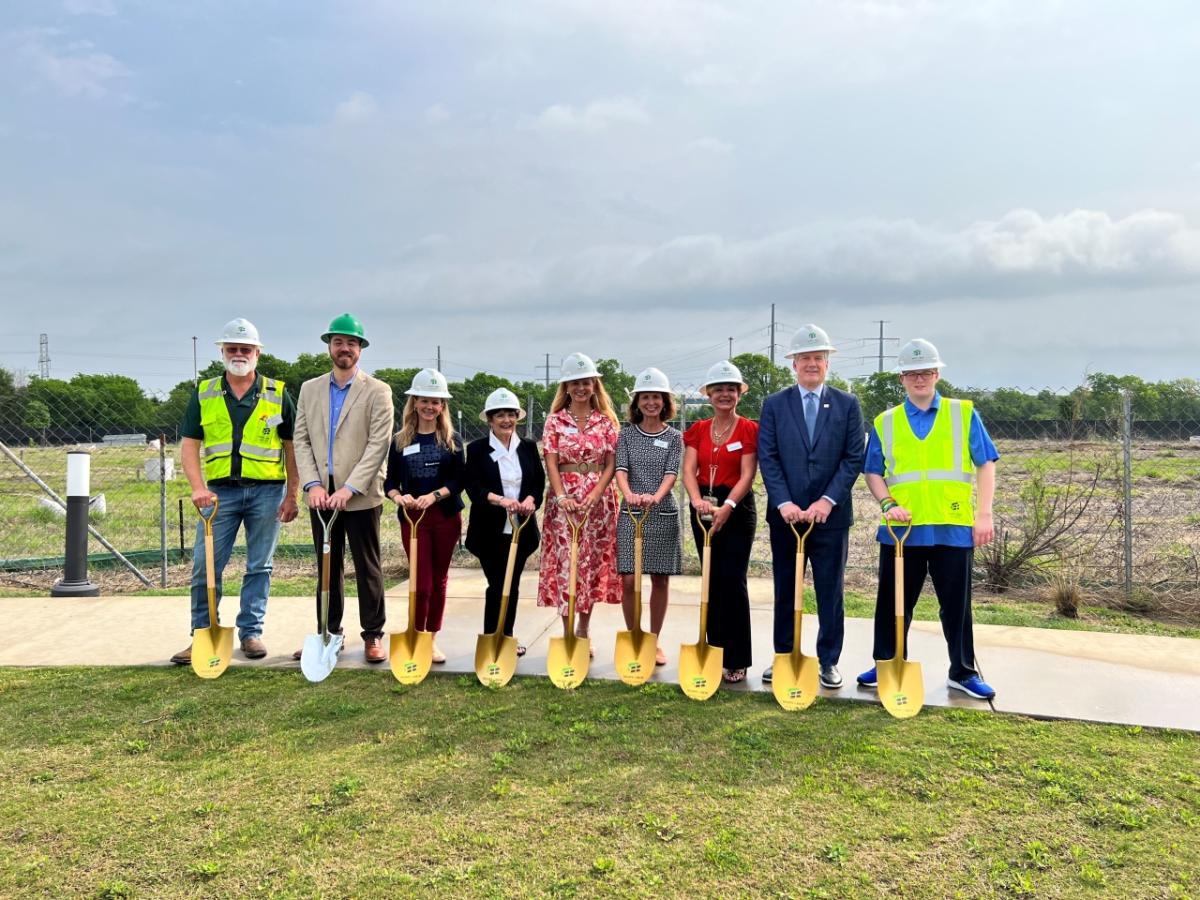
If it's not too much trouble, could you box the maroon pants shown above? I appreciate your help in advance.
[399,504,462,632]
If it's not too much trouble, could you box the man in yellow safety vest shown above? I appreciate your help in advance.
[170,318,299,665]
[856,338,998,700]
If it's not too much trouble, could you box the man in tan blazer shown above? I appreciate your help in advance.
[292,313,395,663]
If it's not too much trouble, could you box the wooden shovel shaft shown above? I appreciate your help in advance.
[792,549,806,653]
[203,517,218,629]
[567,532,579,632]
[632,530,643,633]
[404,507,427,632]
[893,548,906,658]
[493,535,522,655]
[697,543,711,639]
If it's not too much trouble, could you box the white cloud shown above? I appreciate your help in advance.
[333,90,378,123]
[533,97,650,133]
[688,136,733,155]
[14,29,130,99]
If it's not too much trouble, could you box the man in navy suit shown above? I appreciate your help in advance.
[758,324,864,688]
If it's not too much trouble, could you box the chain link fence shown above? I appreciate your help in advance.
[2,386,1198,622]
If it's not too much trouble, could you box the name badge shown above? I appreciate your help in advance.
[653,439,669,449]
[403,444,421,456]
[490,449,505,462]
[562,426,579,435]
[726,441,743,451]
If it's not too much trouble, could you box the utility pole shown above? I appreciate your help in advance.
[859,321,897,373]
[191,336,198,383]
[540,353,553,389]
[437,345,441,372]
[38,334,49,379]
[769,304,776,365]
[728,336,733,359]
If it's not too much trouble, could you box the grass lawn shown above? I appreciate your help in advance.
[1,669,1196,898]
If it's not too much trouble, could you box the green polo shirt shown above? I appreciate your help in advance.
[181,374,296,484]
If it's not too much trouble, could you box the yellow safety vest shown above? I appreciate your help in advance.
[874,398,975,527]
[198,375,286,481]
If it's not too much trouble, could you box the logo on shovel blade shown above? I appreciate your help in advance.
[486,664,500,677]
[206,656,220,668]
[626,662,642,674]
[403,661,418,674]
[788,688,803,700]
[691,676,707,689]
[894,693,908,706]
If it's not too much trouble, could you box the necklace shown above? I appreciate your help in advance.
[709,415,736,446]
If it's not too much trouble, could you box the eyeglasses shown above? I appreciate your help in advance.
[902,370,938,381]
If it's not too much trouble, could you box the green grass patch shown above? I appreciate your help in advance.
[0,668,1196,898]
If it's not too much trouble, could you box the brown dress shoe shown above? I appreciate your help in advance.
[241,637,267,659]
[170,645,192,665]
[364,636,386,664]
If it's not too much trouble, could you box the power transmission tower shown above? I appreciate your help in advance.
[437,345,441,372]
[859,321,898,373]
[769,304,776,365]
[539,353,553,388]
[38,334,50,379]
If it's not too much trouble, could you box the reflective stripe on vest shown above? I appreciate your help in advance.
[198,375,286,481]
[875,398,975,527]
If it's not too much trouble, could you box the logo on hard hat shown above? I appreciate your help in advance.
[808,331,816,339]
[913,349,922,357]
[577,360,585,368]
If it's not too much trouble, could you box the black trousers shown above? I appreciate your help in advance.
[871,543,978,682]
[768,522,848,665]
[688,485,756,670]
[475,537,536,637]
[308,505,386,639]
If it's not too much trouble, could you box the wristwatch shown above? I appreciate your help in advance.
[723,498,737,508]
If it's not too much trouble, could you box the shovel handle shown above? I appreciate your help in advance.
[197,497,220,533]
[403,506,428,530]
[693,508,713,547]
[884,518,912,555]
[624,504,648,536]
[787,518,815,551]
[199,498,220,629]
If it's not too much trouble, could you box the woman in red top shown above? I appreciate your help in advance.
[538,353,622,643]
[681,360,759,683]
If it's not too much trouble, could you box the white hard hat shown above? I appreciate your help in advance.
[785,324,836,358]
[558,352,601,383]
[702,360,748,394]
[405,368,453,399]
[480,387,526,422]
[895,338,945,374]
[629,367,674,396]
[214,318,262,348]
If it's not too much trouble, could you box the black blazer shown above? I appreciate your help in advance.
[383,436,466,516]
[463,436,545,558]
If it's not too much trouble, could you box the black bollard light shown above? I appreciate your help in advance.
[51,449,100,597]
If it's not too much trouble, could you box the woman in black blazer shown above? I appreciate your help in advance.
[463,388,545,655]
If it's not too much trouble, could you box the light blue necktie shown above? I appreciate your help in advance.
[804,390,818,442]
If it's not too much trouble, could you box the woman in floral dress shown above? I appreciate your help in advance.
[538,352,622,641]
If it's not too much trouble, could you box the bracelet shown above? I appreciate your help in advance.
[879,496,896,510]
[723,498,737,508]
[880,498,898,513]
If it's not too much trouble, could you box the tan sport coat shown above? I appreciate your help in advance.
[294,369,394,510]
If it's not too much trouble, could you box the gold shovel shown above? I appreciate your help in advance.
[390,506,433,685]
[772,519,819,711]
[614,506,657,686]
[876,519,922,719]
[678,510,722,701]
[190,499,233,679]
[547,508,591,689]
[474,512,532,688]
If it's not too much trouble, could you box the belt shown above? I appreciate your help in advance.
[559,462,603,475]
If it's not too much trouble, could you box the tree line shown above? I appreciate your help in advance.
[1,356,1199,444]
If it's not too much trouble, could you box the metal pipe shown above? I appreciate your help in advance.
[51,450,99,596]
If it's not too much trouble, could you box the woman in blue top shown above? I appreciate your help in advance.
[384,368,465,664]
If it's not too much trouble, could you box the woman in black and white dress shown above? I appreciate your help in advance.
[615,367,683,667]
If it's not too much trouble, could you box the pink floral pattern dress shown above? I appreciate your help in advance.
[537,408,621,615]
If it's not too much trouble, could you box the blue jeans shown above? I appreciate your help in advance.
[190,482,285,641]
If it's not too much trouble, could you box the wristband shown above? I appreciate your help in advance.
[880,499,898,513]
[723,498,737,508]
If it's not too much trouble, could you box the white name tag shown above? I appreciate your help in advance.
[490,449,505,462]
[726,441,743,451]
[562,426,579,435]
[653,439,669,449]
[403,443,421,456]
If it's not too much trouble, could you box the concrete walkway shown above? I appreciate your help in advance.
[2,571,1198,732]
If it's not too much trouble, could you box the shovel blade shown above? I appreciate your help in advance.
[771,650,820,711]
[613,630,657,686]
[876,656,924,719]
[300,632,344,683]
[190,625,233,679]
[547,635,590,689]
[678,641,722,701]
[475,633,519,688]
[390,629,433,685]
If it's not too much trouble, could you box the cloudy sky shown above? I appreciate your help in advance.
[2,0,1199,394]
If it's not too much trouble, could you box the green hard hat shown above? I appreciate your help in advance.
[321,313,369,348]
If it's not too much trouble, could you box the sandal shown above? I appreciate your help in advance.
[516,644,527,658]
[722,668,747,684]
[655,645,667,666]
